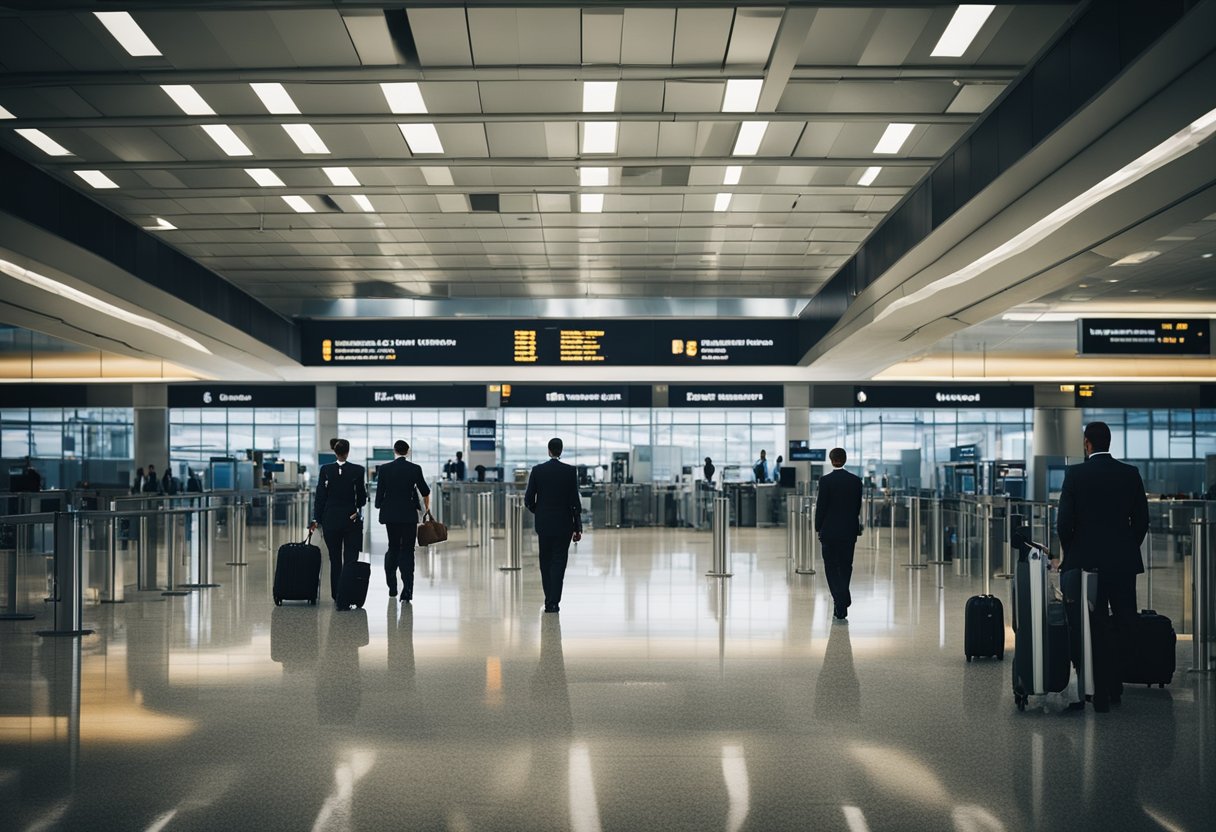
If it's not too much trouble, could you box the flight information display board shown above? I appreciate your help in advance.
[300,320,796,366]
[1078,318,1210,355]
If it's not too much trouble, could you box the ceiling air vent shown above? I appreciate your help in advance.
[469,193,501,213]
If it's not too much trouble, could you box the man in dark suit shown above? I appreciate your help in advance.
[310,438,367,606]
[524,437,583,613]
[1056,421,1149,712]
[375,439,431,602]
[452,451,466,482]
[815,447,863,621]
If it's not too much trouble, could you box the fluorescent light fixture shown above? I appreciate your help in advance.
[245,168,284,187]
[323,167,359,187]
[1112,250,1162,265]
[581,122,618,154]
[875,104,1216,324]
[201,124,252,156]
[381,82,427,114]
[931,5,996,58]
[160,85,214,116]
[874,123,914,154]
[399,123,444,154]
[281,195,315,213]
[723,165,742,185]
[283,124,329,154]
[145,217,177,231]
[420,166,454,186]
[0,258,209,354]
[93,11,160,57]
[714,193,732,212]
[0,104,16,119]
[250,83,300,115]
[15,128,71,156]
[858,166,882,186]
[580,167,610,187]
[722,79,763,113]
[582,81,618,113]
[75,170,119,189]
[351,194,374,212]
[732,121,768,156]
[580,193,604,213]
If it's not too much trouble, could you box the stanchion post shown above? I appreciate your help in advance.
[904,495,927,569]
[37,512,93,637]
[0,517,35,620]
[995,498,1014,579]
[795,496,816,575]
[181,507,219,589]
[467,491,478,548]
[1191,517,1213,672]
[100,515,124,604]
[707,495,732,577]
[981,504,993,596]
[500,493,524,571]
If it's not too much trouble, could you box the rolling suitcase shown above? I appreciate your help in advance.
[964,594,1004,661]
[1123,609,1176,688]
[336,558,370,610]
[1013,541,1079,710]
[273,533,321,606]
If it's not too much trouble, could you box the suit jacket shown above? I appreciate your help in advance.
[314,461,367,530]
[1056,453,1149,575]
[374,456,430,525]
[815,467,863,539]
[524,458,582,537]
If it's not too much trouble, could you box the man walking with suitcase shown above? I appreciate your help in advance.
[815,448,863,621]
[310,438,367,608]
[1056,421,1149,712]
[375,440,430,602]
[524,438,583,613]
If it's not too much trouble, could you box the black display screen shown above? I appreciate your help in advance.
[167,385,316,408]
[501,385,653,408]
[852,385,1033,408]
[1078,318,1210,355]
[335,385,486,408]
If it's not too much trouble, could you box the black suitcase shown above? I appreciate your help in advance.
[1123,609,1176,688]
[274,536,321,606]
[964,595,1005,661]
[336,559,371,610]
[1013,543,1080,710]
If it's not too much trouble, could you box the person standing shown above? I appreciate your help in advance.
[771,454,785,485]
[374,440,430,602]
[142,464,160,494]
[753,449,769,483]
[132,467,145,495]
[1056,421,1149,712]
[815,448,863,621]
[703,457,715,486]
[524,438,583,613]
[310,438,367,607]
[453,451,467,482]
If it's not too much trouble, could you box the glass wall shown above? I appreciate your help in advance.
[169,408,316,477]
[339,409,476,484]
[1,407,133,488]
[1083,409,1216,494]
[652,408,785,480]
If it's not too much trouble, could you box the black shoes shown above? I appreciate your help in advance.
[833,604,848,620]
[388,588,398,597]
[401,595,411,603]
[544,604,560,613]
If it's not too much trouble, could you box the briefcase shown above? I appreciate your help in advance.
[417,511,448,546]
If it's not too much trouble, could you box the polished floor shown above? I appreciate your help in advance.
[1,523,1213,832]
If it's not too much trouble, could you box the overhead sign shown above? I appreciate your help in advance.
[1075,383,1202,408]
[501,385,653,408]
[336,385,486,408]
[467,419,496,452]
[300,319,796,366]
[789,441,826,462]
[668,385,784,407]
[852,385,1033,408]
[1078,318,1210,355]
[168,385,316,408]
[0,384,90,407]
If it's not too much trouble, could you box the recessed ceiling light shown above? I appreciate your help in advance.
[858,166,882,187]
[381,82,428,114]
[874,123,915,154]
[15,128,72,156]
[399,123,445,154]
[1111,250,1161,265]
[144,217,176,231]
[1078,283,1089,288]
[283,124,329,154]
[580,167,610,187]
[723,165,742,186]
[420,166,454,186]
[281,195,315,213]
[350,194,374,213]
[201,124,252,156]
[714,193,732,212]
[93,11,161,57]
[732,121,768,156]
[582,122,618,154]
[1129,289,1141,293]
[245,168,284,187]
[250,83,300,115]
[0,105,14,119]
[1106,278,1120,283]
[580,193,604,213]
[582,81,618,113]
[722,79,763,113]
[74,170,119,189]
[323,167,359,187]
[1202,253,1213,259]
[160,85,214,116]
[931,5,996,58]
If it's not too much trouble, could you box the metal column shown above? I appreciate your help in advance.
[707,496,732,577]
[1191,517,1214,672]
[37,512,94,637]
[795,496,816,576]
[500,493,524,571]
[904,495,926,569]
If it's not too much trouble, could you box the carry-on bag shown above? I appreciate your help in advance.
[274,532,322,606]
[336,552,371,610]
[417,511,448,546]
[964,594,1005,661]
[1123,609,1176,688]
[1012,541,1077,710]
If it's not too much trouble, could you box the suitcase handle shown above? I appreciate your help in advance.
[301,529,313,545]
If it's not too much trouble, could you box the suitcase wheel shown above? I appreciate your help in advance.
[274,597,282,606]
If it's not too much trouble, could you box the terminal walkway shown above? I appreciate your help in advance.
[1,522,1213,832]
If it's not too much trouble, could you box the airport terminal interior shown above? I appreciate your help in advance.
[2,1,1216,830]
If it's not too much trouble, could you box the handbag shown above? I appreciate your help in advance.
[417,511,448,546]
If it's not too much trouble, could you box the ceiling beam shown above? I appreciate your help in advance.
[39,156,937,171]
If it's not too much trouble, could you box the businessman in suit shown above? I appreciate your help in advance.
[1056,421,1149,712]
[524,437,583,613]
[310,438,367,606]
[815,447,863,621]
[375,439,431,602]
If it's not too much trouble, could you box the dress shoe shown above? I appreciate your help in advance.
[388,588,398,597]
[400,595,411,603]
[544,605,559,613]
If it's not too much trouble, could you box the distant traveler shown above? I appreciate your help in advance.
[142,464,160,494]
[772,454,785,484]
[132,467,144,495]
[1055,421,1149,712]
[453,451,467,482]
[443,459,453,480]
[375,440,431,602]
[524,438,583,613]
[186,469,203,493]
[161,465,180,495]
[703,457,715,484]
[18,461,41,492]
[310,438,368,608]
[815,448,863,621]
[753,449,769,483]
